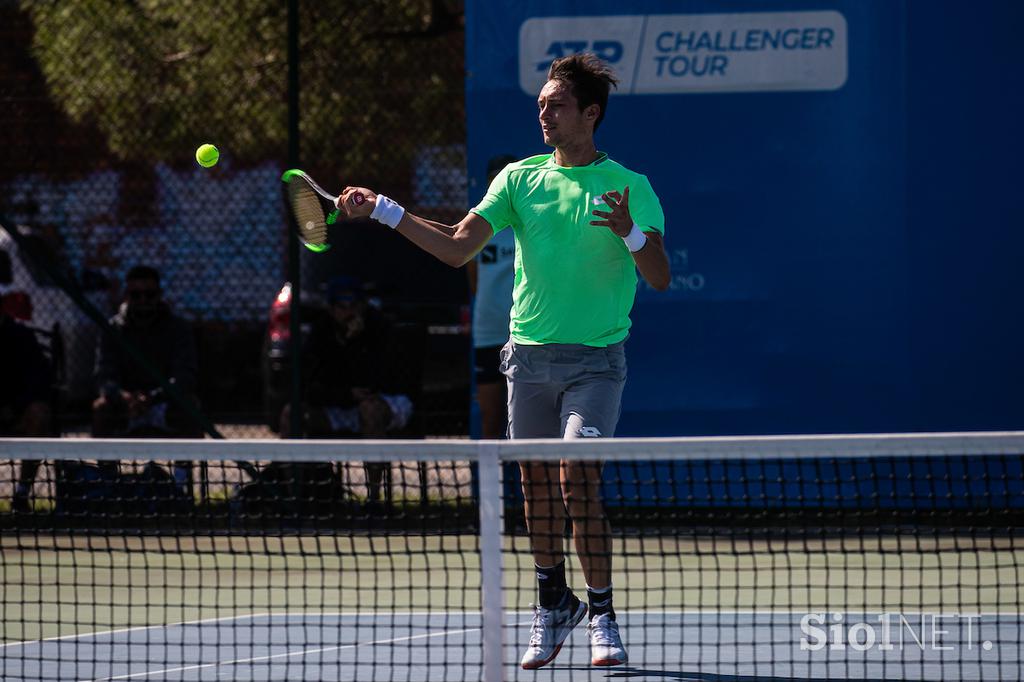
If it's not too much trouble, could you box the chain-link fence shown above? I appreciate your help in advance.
[0,0,470,439]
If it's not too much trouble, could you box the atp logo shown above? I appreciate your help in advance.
[536,40,624,72]
[520,16,642,94]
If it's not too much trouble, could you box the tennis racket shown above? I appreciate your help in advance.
[281,169,364,252]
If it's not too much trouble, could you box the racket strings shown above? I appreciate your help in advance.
[288,183,329,246]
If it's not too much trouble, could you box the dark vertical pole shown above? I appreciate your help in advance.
[287,0,302,440]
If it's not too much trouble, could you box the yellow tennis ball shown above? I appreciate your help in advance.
[195,144,219,168]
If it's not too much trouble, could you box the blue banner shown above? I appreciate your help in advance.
[467,0,1024,437]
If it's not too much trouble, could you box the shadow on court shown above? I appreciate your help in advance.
[600,667,910,681]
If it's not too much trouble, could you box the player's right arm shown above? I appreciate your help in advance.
[338,186,492,268]
[398,211,493,268]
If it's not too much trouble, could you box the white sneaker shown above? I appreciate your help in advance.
[588,613,628,666]
[519,595,588,670]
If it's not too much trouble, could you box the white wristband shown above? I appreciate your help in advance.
[622,223,648,253]
[370,194,405,229]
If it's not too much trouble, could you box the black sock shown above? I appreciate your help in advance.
[536,561,569,609]
[587,585,614,618]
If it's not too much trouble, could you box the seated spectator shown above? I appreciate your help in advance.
[0,305,54,512]
[92,265,199,488]
[280,276,413,503]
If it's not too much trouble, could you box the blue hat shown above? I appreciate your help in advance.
[327,275,364,303]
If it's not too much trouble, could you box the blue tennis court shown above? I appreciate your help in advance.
[3,611,1020,681]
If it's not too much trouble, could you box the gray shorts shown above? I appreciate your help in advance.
[500,341,627,439]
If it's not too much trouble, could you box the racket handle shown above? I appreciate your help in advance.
[333,191,366,210]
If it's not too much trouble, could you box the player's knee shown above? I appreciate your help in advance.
[562,487,588,516]
[519,461,555,484]
[562,477,603,518]
[562,461,603,487]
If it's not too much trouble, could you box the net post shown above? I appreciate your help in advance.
[478,441,504,682]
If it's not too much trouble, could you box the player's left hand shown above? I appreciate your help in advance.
[590,186,632,237]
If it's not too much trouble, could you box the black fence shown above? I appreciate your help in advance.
[0,0,470,438]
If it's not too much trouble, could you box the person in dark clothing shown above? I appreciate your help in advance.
[92,266,199,487]
[1,307,54,512]
[278,276,413,502]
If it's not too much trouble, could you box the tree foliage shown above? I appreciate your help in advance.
[23,0,464,183]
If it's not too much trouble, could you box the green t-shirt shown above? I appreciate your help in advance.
[470,152,665,347]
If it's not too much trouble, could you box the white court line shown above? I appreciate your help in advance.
[12,609,1016,681]
[10,608,1020,651]
[85,619,536,682]
[2,611,488,649]
[505,609,1024,616]
[0,614,270,650]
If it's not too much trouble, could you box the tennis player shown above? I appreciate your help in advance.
[338,53,670,669]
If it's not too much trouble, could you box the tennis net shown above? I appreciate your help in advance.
[1,433,1023,681]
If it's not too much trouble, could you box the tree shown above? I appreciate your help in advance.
[22,0,464,187]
